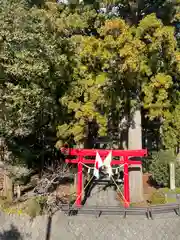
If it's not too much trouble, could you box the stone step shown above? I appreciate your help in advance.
[84,185,120,206]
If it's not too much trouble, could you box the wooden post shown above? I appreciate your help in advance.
[17,184,21,199]
[170,162,175,190]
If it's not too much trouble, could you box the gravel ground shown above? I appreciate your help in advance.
[0,211,180,240]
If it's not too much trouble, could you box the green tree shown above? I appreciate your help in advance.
[141,15,180,151]
[57,37,110,146]
[0,1,76,169]
[69,0,179,25]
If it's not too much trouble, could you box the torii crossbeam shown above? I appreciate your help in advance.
[62,148,147,207]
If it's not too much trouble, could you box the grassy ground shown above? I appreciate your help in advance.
[159,187,180,203]
[0,195,47,218]
[129,189,179,206]
[160,187,180,194]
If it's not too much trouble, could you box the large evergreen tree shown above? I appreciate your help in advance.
[0,1,76,168]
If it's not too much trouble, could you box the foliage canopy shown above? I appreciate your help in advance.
[0,0,179,171]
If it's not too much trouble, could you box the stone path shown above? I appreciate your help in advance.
[85,184,120,206]
[0,211,180,240]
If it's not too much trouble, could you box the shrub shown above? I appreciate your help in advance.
[25,196,47,218]
[149,150,176,187]
[142,155,152,173]
[35,196,47,210]
[175,162,180,187]
[25,199,41,218]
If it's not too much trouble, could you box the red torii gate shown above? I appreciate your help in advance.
[62,148,147,207]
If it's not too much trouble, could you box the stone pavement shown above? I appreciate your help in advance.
[52,212,180,240]
[0,211,180,240]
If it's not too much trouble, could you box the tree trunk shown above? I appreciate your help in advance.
[128,106,144,203]
[119,116,128,150]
